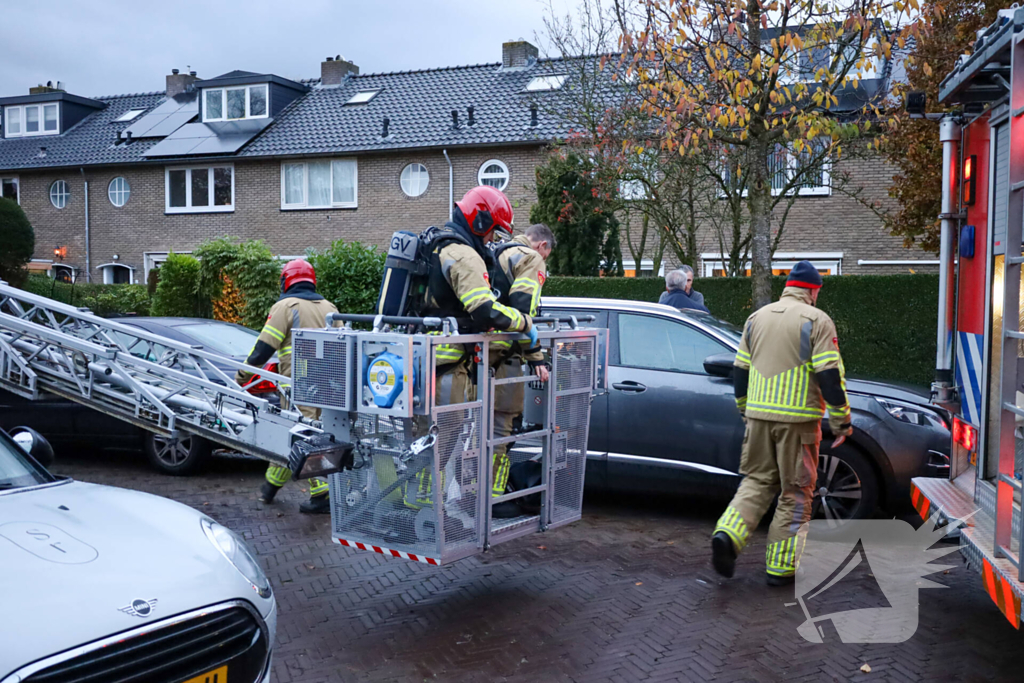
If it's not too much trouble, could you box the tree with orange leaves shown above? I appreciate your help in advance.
[615,0,923,307]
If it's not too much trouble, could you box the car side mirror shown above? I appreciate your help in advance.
[10,426,55,469]
[703,352,736,380]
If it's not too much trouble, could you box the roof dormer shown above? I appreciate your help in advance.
[1,88,105,139]
[194,71,307,123]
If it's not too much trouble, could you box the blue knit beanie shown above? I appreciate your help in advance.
[786,260,823,289]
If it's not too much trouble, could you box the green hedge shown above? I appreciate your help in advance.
[545,274,939,386]
[22,275,151,317]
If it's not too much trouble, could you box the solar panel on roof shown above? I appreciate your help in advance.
[142,118,271,157]
[122,91,199,139]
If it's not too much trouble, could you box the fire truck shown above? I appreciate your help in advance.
[908,7,1024,628]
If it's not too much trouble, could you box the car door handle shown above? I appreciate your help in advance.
[612,381,647,393]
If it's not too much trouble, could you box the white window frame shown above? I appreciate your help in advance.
[622,259,666,277]
[525,75,567,92]
[478,159,510,191]
[1,176,19,204]
[108,177,130,207]
[202,84,270,122]
[144,251,192,282]
[777,38,882,84]
[49,180,69,209]
[400,163,429,197]
[4,102,60,138]
[345,90,382,105]
[164,164,235,214]
[699,251,843,277]
[279,159,358,210]
[98,263,135,285]
[719,145,831,198]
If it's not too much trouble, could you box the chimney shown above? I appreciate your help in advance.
[29,82,65,95]
[530,104,538,128]
[166,68,197,98]
[451,110,460,129]
[502,40,539,69]
[467,106,475,126]
[321,55,359,86]
[381,117,390,138]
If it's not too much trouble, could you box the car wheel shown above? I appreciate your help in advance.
[812,444,878,521]
[144,433,210,476]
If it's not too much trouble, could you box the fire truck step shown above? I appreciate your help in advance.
[912,477,1024,628]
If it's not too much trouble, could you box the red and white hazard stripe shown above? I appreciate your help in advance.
[333,537,440,566]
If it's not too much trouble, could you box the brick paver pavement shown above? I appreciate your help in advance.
[51,450,1023,683]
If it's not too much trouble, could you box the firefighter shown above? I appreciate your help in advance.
[489,223,554,517]
[711,261,852,586]
[236,259,339,515]
[405,186,537,510]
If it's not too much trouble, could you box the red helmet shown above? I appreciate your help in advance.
[455,186,514,238]
[281,259,316,291]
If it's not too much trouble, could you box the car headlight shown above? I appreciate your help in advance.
[202,518,272,599]
[876,398,947,429]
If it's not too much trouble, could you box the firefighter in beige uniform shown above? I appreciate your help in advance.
[403,185,536,509]
[488,224,554,517]
[711,262,852,585]
[236,259,339,515]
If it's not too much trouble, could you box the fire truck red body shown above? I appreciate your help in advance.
[910,7,1024,628]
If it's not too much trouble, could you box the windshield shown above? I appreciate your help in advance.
[174,322,259,358]
[680,311,743,344]
[0,434,53,491]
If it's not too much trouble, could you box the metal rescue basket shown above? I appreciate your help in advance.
[291,314,603,565]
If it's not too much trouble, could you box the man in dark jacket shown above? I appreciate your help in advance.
[659,266,708,312]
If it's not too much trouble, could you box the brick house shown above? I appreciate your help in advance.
[0,40,933,285]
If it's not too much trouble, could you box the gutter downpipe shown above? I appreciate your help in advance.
[934,116,961,406]
[80,168,90,282]
[442,149,453,221]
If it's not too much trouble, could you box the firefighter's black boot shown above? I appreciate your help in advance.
[766,573,795,587]
[259,482,281,504]
[492,501,522,519]
[711,531,737,578]
[299,494,331,515]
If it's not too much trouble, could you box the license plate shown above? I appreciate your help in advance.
[185,665,227,683]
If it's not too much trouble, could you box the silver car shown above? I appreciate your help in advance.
[0,427,276,683]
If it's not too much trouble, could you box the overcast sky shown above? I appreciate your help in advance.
[0,0,577,98]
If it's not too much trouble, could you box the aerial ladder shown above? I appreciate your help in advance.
[0,280,602,566]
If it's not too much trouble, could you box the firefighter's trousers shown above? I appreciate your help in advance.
[265,396,327,497]
[491,360,525,497]
[714,418,820,577]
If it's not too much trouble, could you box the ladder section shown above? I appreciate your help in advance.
[995,31,1024,582]
[0,282,320,465]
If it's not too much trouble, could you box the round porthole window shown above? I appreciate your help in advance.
[108,177,130,207]
[478,160,509,190]
[400,163,429,197]
[50,180,69,209]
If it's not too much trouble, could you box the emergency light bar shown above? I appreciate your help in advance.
[963,155,977,206]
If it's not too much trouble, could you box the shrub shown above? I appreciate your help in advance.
[0,198,35,287]
[544,274,939,386]
[531,150,623,276]
[21,275,151,317]
[307,240,386,315]
[194,238,279,330]
[150,253,209,318]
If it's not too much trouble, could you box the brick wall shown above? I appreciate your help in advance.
[14,145,544,282]
[13,143,932,283]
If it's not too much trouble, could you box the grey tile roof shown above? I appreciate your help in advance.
[0,91,166,171]
[0,59,578,172]
[240,60,571,157]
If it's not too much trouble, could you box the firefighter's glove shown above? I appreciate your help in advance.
[524,326,539,350]
[828,414,853,439]
[235,368,255,387]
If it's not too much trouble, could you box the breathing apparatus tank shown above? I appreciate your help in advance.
[376,230,426,317]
